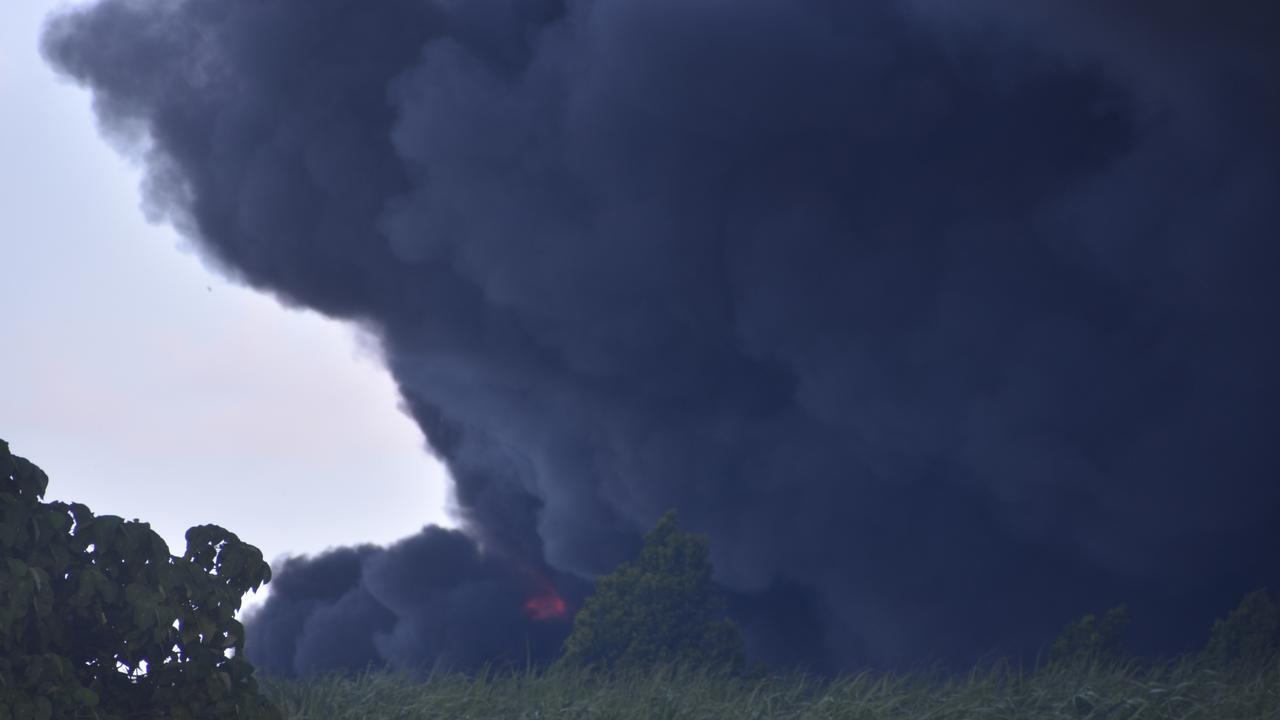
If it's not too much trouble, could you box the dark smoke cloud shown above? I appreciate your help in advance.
[231,529,583,677]
[43,0,1280,674]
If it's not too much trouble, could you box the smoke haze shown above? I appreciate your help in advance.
[42,0,1280,674]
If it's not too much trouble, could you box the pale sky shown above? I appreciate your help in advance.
[0,1,456,615]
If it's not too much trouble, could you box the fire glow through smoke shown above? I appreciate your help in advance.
[524,585,568,621]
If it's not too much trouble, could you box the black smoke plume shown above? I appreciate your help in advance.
[241,529,583,676]
[43,0,1280,674]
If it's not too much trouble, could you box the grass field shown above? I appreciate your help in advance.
[257,655,1280,720]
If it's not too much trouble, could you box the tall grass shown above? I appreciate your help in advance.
[258,655,1280,720]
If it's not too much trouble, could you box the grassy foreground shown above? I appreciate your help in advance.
[257,656,1280,720]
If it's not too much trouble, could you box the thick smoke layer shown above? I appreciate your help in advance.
[242,529,582,676]
[44,0,1280,674]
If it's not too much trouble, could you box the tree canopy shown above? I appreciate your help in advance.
[559,510,745,673]
[1204,589,1279,668]
[0,439,279,720]
[1048,604,1130,665]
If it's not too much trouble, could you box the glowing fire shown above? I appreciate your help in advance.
[523,586,568,620]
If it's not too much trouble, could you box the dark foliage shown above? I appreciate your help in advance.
[1047,604,1130,665]
[1203,589,1280,668]
[0,439,279,720]
[559,511,744,673]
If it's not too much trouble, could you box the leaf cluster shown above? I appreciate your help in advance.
[1047,604,1130,666]
[559,510,745,674]
[1203,588,1280,668]
[0,439,280,720]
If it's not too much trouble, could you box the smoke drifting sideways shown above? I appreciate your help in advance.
[243,528,582,676]
[43,0,1280,676]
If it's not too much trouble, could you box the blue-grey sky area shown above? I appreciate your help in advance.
[0,1,454,616]
[15,0,1280,679]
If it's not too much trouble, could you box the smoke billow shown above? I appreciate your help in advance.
[241,529,583,675]
[43,0,1280,674]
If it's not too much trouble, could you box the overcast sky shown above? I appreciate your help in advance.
[0,1,455,613]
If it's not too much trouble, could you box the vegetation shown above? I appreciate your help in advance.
[8,437,1280,720]
[558,510,745,673]
[1048,604,1131,666]
[259,585,1280,719]
[0,440,279,720]
[1203,588,1280,668]
[257,655,1280,720]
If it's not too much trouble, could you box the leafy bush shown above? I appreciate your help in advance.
[558,510,745,673]
[0,439,280,720]
[1203,588,1280,668]
[1047,604,1130,665]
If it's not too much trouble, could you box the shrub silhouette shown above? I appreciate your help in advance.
[1047,604,1130,666]
[559,510,745,673]
[0,439,280,720]
[1203,588,1280,668]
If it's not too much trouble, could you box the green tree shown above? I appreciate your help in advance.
[0,439,279,720]
[559,510,745,673]
[1048,604,1130,665]
[1203,589,1280,668]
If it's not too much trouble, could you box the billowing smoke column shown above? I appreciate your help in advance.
[43,0,1280,675]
